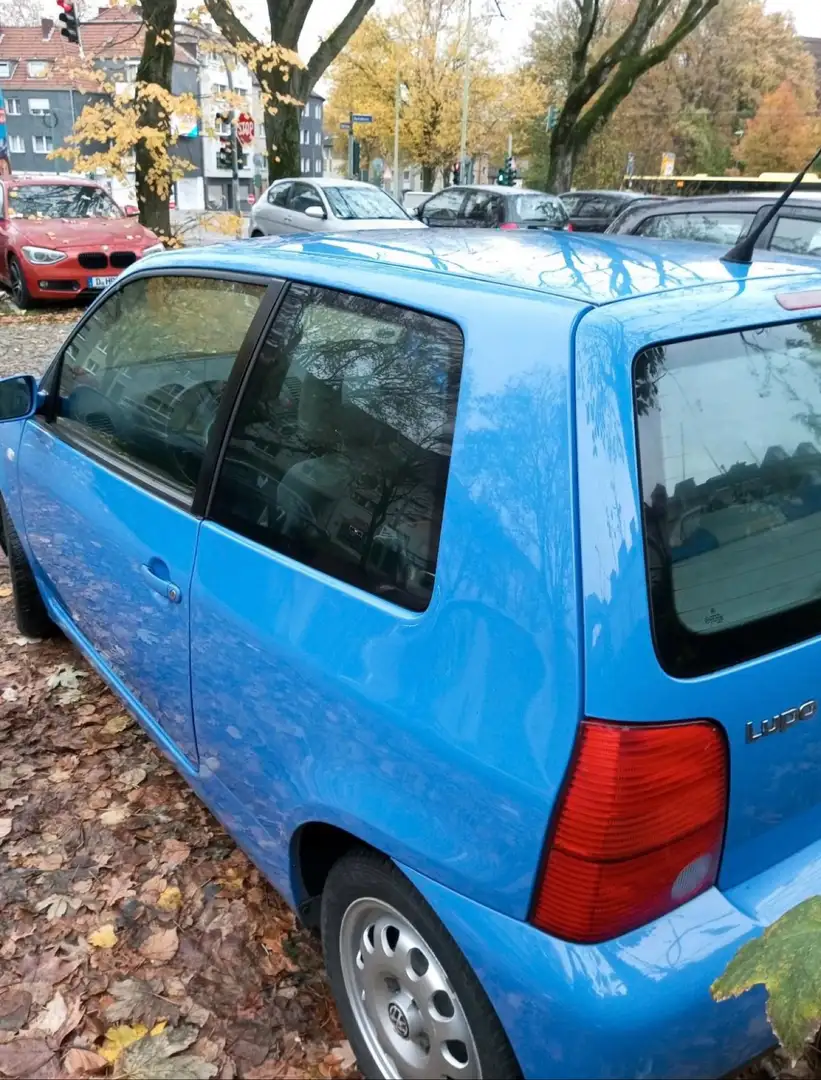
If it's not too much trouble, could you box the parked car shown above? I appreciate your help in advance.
[606,192,821,255]
[559,188,653,232]
[249,177,421,236]
[403,190,433,214]
[0,176,163,309]
[415,184,568,230]
[4,229,821,1080]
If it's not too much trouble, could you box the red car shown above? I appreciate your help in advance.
[0,176,164,309]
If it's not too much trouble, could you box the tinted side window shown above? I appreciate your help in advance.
[57,275,264,495]
[211,284,464,611]
[422,190,465,222]
[560,194,581,215]
[770,215,821,256]
[637,211,754,244]
[461,190,502,225]
[577,196,613,218]
[635,319,821,677]
[289,183,323,214]
[268,183,291,206]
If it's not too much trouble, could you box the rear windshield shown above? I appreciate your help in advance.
[513,194,568,225]
[636,319,821,676]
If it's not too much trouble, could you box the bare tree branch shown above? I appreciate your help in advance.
[306,0,376,88]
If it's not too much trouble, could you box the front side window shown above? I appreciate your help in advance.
[268,182,291,207]
[770,215,821,257]
[637,211,754,245]
[636,319,821,676]
[289,182,323,215]
[211,284,464,611]
[324,185,407,221]
[420,189,465,223]
[57,275,264,495]
[461,190,503,225]
[7,184,121,218]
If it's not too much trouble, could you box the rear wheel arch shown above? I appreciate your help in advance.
[291,820,380,927]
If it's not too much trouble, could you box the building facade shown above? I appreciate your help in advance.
[0,7,324,211]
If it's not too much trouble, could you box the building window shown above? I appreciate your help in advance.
[125,60,139,83]
[6,98,20,115]
[0,62,11,78]
[32,135,53,154]
[28,61,49,78]
[9,135,25,154]
[29,98,51,116]
[314,159,322,175]
[314,130,321,146]
[301,157,309,174]
[313,103,321,120]
[303,103,309,118]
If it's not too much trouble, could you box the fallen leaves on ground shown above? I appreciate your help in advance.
[0,555,358,1079]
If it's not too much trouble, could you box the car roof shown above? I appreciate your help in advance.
[4,176,103,187]
[561,189,644,199]
[631,193,821,211]
[270,177,386,190]
[137,229,821,308]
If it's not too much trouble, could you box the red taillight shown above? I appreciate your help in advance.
[565,222,574,231]
[531,719,727,943]
[499,222,519,230]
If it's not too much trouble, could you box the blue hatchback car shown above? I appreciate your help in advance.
[3,229,821,1079]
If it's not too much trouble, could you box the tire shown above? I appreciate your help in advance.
[250,229,265,238]
[1,502,56,638]
[322,849,521,1080]
[8,256,33,311]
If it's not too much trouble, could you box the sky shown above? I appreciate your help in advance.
[293,0,821,67]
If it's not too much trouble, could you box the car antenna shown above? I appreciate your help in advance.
[722,144,821,265]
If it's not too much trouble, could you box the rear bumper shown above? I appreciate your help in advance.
[403,835,821,1079]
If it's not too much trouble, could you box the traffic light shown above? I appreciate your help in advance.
[352,139,360,177]
[57,0,79,44]
[497,156,518,187]
[217,142,232,170]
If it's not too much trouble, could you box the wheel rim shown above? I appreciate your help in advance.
[339,897,482,1080]
[9,261,23,305]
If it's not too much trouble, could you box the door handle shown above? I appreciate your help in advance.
[140,562,181,603]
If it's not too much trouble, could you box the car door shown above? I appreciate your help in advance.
[419,188,467,227]
[286,182,327,232]
[258,181,293,235]
[188,281,464,881]
[16,269,272,765]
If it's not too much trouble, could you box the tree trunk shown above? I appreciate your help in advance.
[421,164,435,190]
[135,0,176,239]
[546,131,577,193]
[257,69,304,184]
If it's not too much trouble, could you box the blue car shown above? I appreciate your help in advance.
[3,228,821,1079]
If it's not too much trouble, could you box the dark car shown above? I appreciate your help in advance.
[415,185,568,230]
[606,193,821,256]
[558,189,652,232]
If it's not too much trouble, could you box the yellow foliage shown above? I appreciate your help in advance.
[88,923,118,949]
[156,885,182,911]
[101,1024,149,1064]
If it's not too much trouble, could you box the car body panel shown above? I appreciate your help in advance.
[17,420,200,763]
[574,272,821,892]
[188,278,586,918]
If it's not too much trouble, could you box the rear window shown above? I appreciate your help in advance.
[636,319,821,676]
[513,194,567,225]
[637,211,754,245]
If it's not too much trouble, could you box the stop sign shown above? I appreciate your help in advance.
[247,192,256,205]
[237,113,255,146]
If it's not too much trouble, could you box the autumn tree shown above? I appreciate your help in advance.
[325,0,541,189]
[533,0,723,191]
[201,0,374,183]
[737,81,821,174]
[134,0,178,238]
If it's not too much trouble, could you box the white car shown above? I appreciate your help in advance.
[249,178,424,236]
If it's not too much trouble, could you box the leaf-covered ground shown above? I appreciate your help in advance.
[0,559,357,1080]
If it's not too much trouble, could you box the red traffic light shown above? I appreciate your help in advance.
[57,0,74,12]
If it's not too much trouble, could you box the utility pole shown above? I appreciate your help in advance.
[393,71,401,202]
[458,0,472,184]
[225,61,240,216]
[348,111,354,179]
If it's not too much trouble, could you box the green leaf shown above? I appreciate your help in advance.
[115,1025,217,1080]
[711,895,821,1062]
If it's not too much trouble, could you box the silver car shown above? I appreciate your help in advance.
[249,178,424,236]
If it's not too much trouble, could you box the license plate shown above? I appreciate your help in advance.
[89,276,117,289]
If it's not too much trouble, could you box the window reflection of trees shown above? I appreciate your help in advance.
[216,285,463,611]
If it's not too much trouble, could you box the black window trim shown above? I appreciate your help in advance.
[758,205,821,251]
[633,313,821,679]
[203,278,466,611]
[35,266,284,515]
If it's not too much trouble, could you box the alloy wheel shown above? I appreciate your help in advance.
[339,897,481,1080]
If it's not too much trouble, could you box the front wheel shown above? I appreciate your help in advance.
[8,256,33,310]
[322,850,521,1080]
